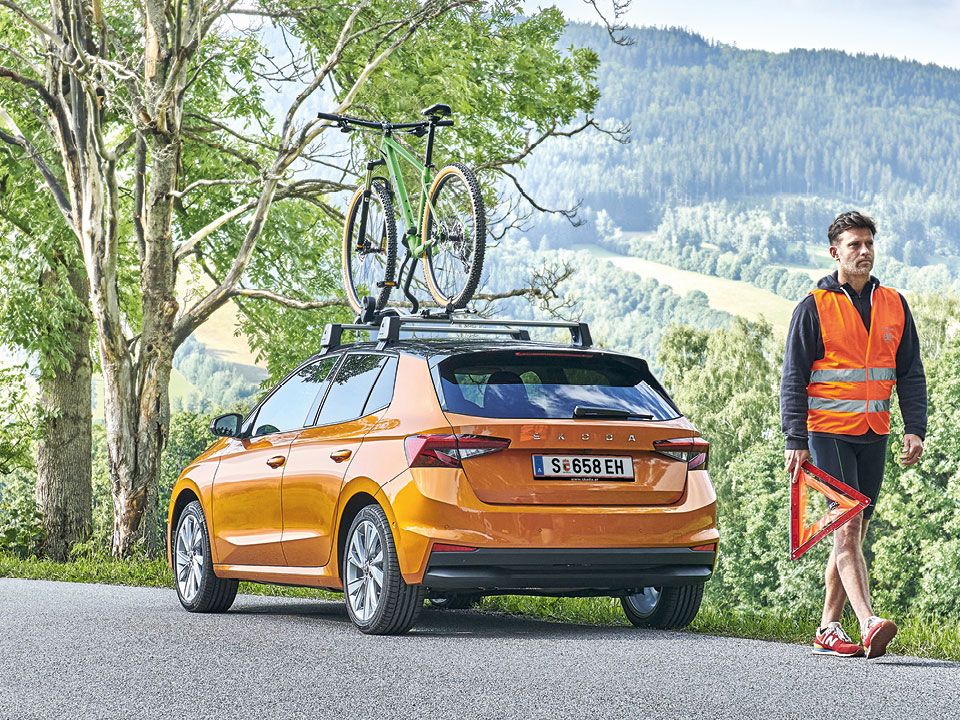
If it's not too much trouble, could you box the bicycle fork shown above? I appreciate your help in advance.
[355,157,386,253]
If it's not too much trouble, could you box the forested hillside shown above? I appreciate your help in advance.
[521,24,960,272]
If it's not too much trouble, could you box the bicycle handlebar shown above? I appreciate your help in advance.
[317,111,453,131]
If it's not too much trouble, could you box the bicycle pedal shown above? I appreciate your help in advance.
[377,281,397,288]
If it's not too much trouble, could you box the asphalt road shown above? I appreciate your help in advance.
[0,579,957,720]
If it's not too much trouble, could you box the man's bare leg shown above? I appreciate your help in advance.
[820,518,872,627]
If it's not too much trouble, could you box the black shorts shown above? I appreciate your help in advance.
[807,435,888,521]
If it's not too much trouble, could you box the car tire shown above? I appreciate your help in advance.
[428,593,482,610]
[343,504,424,635]
[173,500,239,613]
[620,584,704,629]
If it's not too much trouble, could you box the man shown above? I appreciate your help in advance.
[780,210,927,659]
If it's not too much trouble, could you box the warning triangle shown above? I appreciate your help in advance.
[790,460,870,560]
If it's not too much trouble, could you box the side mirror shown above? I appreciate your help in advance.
[210,413,243,438]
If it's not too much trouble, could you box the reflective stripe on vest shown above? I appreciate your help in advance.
[807,397,892,413]
[808,367,897,383]
[806,285,905,436]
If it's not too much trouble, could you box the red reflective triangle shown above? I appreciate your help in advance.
[790,460,871,560]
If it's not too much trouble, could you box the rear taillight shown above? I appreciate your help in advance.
[691,543,716,552]
[404,434,511,468]
[653,438,709,470]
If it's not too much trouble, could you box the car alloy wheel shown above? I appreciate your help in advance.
[624,586,662,618]
[342,504,424,634]
[175,512,205,604]
[172,500,238,613]
[345,518,385,624]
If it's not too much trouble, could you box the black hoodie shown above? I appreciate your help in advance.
[780,271,927,450]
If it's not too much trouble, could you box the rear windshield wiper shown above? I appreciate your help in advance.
[572,405,654,420]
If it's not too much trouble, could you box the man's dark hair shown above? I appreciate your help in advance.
[827,211,877,245]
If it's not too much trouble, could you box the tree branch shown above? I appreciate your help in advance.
[182,128,263,171]
[173,178,351,262]
[184,112,279,152]
[480,117,629,170]
[498,168,584,227]
[0,123,73,224]
[474,259,579,319]
[0,64,66,119]
[284,0,482,160]
[230,287,346,310]
[169,177,259,199]
[0,0,60,44]
[582,0,635,46]
[278,0,372,145]
[0,42,43,79]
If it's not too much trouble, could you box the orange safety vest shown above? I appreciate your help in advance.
[807,284,904,435]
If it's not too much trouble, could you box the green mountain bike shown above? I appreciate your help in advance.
[319,104,486,315]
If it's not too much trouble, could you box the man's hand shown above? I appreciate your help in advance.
[901,434,924,466]
[784,448,810,483]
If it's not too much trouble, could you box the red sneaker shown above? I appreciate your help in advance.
[862,616,898,659]
[813,622,864,657]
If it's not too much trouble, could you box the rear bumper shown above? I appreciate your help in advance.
[378,467,718,585]
[423,547,714,595]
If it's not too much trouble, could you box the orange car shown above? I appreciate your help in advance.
[167,316,718,634]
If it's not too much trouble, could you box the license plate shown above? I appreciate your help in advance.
[532,455,634,480]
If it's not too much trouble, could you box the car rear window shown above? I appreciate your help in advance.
[436,351,680,420]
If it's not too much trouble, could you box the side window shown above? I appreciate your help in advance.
[250,357,338,437]
[361,356,398,416]
[315,354,389,426]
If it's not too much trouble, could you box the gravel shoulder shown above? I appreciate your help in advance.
[1,579,957,720]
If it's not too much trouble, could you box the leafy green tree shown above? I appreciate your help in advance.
[658,317,779,472]
[0,121,92,559]
[0,0,611,555]
[0,367,45,558]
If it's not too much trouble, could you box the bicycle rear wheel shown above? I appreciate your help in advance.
[422,162,485,309]
[342,180,398,314]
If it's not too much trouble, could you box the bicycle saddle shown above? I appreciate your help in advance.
[421,103,451,117]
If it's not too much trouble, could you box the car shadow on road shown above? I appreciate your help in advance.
[413,609,645,640]
[229,596,657,639]
[229,599,356,624]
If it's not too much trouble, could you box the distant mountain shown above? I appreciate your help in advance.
[517,24,960,266]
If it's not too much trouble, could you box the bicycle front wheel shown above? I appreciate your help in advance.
[422,162,485,309]
[342,180,398,314]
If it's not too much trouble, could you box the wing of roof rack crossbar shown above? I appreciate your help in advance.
[323,316,591,352]
[320,322,378,353]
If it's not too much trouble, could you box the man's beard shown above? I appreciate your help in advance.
[840,257,873,277]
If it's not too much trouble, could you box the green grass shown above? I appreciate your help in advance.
[573,243,798,334]
[0,553,338,600]
[3,554,956,660]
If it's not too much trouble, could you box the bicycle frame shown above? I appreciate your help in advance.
[356,129,440,259]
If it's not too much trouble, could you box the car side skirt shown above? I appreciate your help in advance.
[213,562,343,591]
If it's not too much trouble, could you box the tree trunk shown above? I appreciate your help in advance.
[105,136,180,557]
[35,263,92,561]
[106,347,174,557]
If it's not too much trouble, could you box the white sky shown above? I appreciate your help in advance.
[525,0,960,70]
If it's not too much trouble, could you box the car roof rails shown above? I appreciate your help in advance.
[319,312,592,353]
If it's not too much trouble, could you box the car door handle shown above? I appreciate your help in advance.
[266,455,286,468]
[330,449,352,463]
